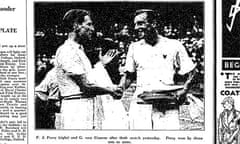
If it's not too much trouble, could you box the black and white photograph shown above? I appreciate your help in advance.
[34,2,204,130]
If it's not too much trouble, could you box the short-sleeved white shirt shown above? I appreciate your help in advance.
[35,68,60,100]
[125,36,196,97]
[55,39,92,97]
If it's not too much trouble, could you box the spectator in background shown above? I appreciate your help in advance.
[35,53,55,86]
[35,67,60,129]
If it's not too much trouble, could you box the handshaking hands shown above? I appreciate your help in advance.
[107,85,123,100]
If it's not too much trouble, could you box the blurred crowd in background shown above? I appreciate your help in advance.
[35,14,204,96]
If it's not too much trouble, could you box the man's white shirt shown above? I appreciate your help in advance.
[125,36,196,98]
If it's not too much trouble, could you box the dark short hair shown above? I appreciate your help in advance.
[62,9,90,32]
[134,9,156,23]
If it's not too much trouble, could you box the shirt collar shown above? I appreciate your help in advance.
[139,35,165,46]
[65,39,83,50]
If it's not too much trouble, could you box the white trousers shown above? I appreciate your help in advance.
[152,104,180,130]
[129,102,153,129]
[60,95,129,130]
[129,101,180,130]
[101,95,129,129]
[60,98,94,129]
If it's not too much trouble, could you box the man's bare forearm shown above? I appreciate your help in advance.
[85,84,115,95]
[118,72,134,90]
[183,68,197,91]
[69,74,115,95]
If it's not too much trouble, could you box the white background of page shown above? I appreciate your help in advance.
[0,0,26,45]
[0,0,26,144]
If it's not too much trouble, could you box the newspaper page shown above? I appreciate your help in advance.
[216,0,240,144]
[1,0,214,143]
[0,0,27,144]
